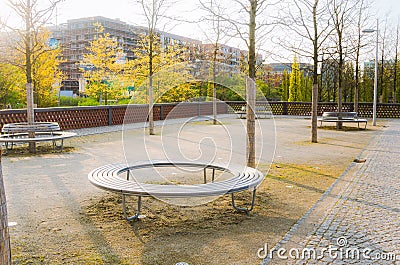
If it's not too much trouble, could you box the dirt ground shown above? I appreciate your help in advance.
[1,117,383,264]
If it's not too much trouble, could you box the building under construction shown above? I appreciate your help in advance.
[50,16,254,96]
[51,16,139,95]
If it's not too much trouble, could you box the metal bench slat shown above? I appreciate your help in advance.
[88,162,264,198]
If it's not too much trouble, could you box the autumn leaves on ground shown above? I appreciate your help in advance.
[4,118,381,265]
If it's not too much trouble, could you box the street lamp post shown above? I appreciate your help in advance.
[362,19,379,126]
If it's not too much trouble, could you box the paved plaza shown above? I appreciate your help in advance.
[1,116,397,264]
[264,120,400,265]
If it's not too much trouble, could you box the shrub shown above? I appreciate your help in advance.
[78,97,100,106]
[59,96,79,106]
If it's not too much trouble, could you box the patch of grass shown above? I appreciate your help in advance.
[1,145,75,157]
[316,125,367,131]
[264,162,340,192]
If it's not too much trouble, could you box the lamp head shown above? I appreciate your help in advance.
[362,29,376,33]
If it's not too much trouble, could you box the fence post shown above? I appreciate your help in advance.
[160,104,164,120]
[0,150,12,265]
[108,106,113,126]
[283,102,288,115]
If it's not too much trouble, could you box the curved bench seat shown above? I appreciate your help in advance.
[2,122,60,133]
[88,160,265,221]
[317,112,367,129]
[0,131,76,153]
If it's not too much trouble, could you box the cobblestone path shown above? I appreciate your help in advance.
[264,120,400,265]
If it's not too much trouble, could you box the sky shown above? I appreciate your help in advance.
[376,0,400,19]
[1,0,400,61]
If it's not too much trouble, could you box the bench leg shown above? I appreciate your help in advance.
[5,140,14,151]
[52,139,64,152]
[1,143,8,155]
[4,141,12,154]
[122,195,142,221]
[203,168,216,183]
[231,188,257,214]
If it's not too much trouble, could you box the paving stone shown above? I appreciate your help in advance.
[264,120,400,265]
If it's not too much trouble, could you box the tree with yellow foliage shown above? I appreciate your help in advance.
[0,63,25,109]
[32,30,63,107]
[80,24,126,105]
[128,33,192,103]
[0,29,62,108]
[289,55,301,102]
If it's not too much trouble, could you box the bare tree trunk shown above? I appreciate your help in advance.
[380,21,387,103]
[246,0,257,168]
[393,23,399,103]
[248,0,257,80]
[330,0,347,130]
[354,64,359,112]
[311,83,318,142]
[213,43,218,125]
[213,79,217,125]
[149,32,154,135]
[286,0,333,142]
[136,0,172,136]
[0,150,12,265]
[26,83,35,152]
[311,0,319,143]
[199,0,222,125]
[337,53,343,129]
[354,0,366,113]
[25,0,36,153]
[246,78,256,168]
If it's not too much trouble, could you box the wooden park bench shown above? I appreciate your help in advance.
[0,122,76,153]
[317,112,368,129]
[88,160,265,221]
[235,105,273,119]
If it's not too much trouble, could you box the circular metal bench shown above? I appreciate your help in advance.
[1,122,60,134]
[317,112,368,129]
[0,130,76,153]
[88,160,265,221]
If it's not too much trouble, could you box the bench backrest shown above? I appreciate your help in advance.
[2,122,60,133]
[322,112,357,120]
[241,105,269,112]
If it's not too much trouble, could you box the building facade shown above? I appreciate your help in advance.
[50,16,211,95]
[49,16,263,95]
[51,16,140,94]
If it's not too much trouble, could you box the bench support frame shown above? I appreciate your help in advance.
[89,161,264,222]
[231,188,257,214]
[120,188,258,221]
[122,195,142,221]
[0,132,75,154]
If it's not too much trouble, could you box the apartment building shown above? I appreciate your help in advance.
[50,16,140,94]
[50,16,211,94]
[48,16,263,95]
